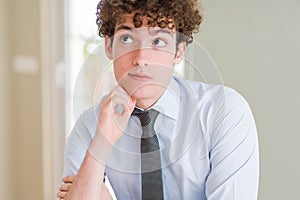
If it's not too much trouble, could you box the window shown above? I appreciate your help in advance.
[65,0,105,134]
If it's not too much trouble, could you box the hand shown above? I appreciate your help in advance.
[96,86,136,145]
[57,175,74,200]
[57,175,113,200]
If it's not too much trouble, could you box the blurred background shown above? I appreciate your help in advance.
[0,0,299,199]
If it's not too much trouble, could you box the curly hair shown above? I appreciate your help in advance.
[96,0,203,45]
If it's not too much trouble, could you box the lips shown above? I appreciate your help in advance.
[128,72,154,81]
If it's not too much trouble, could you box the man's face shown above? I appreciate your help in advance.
[105,13,186,107]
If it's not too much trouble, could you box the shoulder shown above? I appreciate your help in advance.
[185,78,248,107]
[174,77,254,130]
[78,105,100,129]
[174,77,248,109]
[67,105,100,146]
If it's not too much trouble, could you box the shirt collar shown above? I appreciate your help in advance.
[150,77,180,121]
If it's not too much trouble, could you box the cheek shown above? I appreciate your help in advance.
[113,55,133,81]
[152,51,176,66]
[113,64,127,81]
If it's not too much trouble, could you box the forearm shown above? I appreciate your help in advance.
[64,132,112,200]
[63,87,135,199]
[64,151,105,200]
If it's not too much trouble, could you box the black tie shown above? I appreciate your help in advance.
[132,108,164,200]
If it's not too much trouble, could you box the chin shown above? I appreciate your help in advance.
[132,87,154,99]
[132,85,165,106]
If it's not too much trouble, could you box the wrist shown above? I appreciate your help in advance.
[88,132,113,164]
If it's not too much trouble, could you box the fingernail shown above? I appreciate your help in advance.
[116,104,124,114]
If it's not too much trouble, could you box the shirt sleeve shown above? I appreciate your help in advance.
[63,117,92,177]
[205,88,259,200]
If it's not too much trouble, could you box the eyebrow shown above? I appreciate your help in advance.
[115,25,133,32]
[151,28,174,37]
[115,25,173,37]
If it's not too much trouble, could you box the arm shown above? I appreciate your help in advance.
[61,86,136,200]
[205,89,259,200]
[57,176,74,199]
[61,152,106,200]
[57,175,113,200]
[64,151,111,200]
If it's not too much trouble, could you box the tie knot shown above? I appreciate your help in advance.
[132,108,159,127]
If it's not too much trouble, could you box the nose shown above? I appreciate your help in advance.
[132,48,149,67]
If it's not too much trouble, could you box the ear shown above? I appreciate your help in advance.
[174,42,187,65]
[105,36,113,60]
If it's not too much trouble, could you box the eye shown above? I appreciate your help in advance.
[153,38,167,47]
[120,35,133,44]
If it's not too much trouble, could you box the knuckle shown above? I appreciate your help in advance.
[63,176,69,182]
[63,175,74,183]
[57,191,62,198]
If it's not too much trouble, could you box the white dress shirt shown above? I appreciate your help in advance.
[63,76,259,200]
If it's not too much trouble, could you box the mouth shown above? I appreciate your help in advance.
[128,72,154,81]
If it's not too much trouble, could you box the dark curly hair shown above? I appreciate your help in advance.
[96,0,203,45]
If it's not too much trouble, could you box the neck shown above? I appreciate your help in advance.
[136,99,156,110]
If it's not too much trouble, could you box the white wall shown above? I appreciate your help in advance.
[0,0,43,199]
[11,0,43,198]
[198,0,300,199]
[0,0,13,199]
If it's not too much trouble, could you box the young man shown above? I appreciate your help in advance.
[57,0,259,199]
